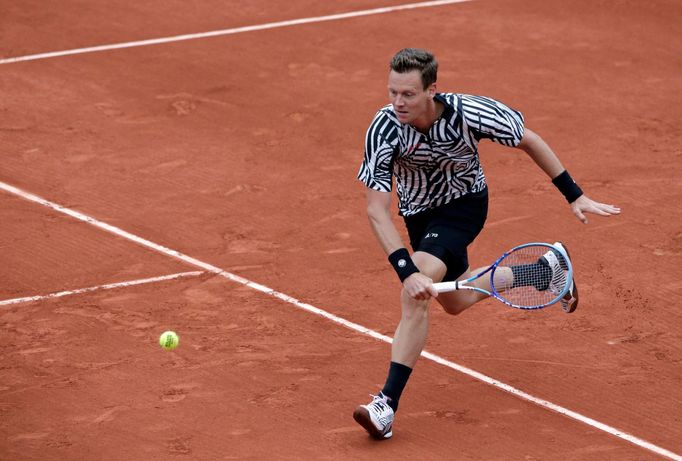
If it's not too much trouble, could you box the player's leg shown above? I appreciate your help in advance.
[435,266,490,315]
[416,189,489,315]
[354,189,488,439]
[391,251,446,367]
[353,251,445,439]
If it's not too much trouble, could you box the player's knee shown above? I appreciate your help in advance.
[400,289,429,321]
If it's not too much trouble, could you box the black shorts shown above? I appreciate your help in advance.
[403,188,488,282]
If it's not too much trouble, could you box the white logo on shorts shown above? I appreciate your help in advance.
[425,233,439,239]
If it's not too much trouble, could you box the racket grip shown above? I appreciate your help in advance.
[433,281,459,293]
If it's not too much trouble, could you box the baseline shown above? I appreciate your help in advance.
[0,180,679,461]
[0,0,471,65]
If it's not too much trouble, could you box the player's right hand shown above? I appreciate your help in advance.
[403,273,438,300]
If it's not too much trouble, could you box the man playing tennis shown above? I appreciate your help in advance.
[353,48,621,440]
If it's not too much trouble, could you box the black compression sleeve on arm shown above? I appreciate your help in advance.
[552,170,584,203]
[388,248,420,283]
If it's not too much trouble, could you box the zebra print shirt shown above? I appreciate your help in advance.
[357,93,525,216]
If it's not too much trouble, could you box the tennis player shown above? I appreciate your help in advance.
[353,48,621,439]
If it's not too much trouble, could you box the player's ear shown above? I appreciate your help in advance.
[427,82,437,97]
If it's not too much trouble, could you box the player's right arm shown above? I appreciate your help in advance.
[366,189,436,300]
[359,110,436,299]
[366,188,403,256]
[359,110,406,256]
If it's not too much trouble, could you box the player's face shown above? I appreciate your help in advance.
[388,70,434,125]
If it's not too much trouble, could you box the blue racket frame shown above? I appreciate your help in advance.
[432,242,574,310]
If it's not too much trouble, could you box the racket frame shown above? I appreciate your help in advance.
[432,242,574,310]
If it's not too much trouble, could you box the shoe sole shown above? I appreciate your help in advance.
[353,406,392,439]
[555,242,579,313]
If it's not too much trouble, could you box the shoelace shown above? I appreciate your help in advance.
[366,394,392,428]
[368,394,389,413]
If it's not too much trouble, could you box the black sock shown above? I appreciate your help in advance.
[381,361,413,412]
[510,260,552,291]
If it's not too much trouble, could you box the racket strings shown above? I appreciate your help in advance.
[493,246,570,308]
[510,262,552,291]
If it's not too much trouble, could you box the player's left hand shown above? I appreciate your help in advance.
[570,195,621,224]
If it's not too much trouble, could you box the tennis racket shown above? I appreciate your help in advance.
[432,242,573,310]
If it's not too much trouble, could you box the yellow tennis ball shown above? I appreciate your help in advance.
[159,331,179,350]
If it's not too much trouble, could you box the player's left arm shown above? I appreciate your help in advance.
[516,128,621,224]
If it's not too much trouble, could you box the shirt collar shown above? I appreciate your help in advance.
[434,93,454,119]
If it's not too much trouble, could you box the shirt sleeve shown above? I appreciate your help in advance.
[357,109,399,192]
[460,94,525,147]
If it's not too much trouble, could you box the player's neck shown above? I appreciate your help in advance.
[411,99,444,134]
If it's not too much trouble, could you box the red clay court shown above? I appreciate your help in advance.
[1,0,681,459]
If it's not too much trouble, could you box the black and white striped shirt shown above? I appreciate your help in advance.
[358,93,525,216]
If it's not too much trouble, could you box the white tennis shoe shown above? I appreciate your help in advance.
[543,242,579,313]
[353,392,394,439]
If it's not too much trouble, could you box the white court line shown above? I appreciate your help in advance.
[0,0,471,65]
[0,271,204,307]
[0,180,679,461]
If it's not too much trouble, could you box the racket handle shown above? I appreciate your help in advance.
[433,281,460,293]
